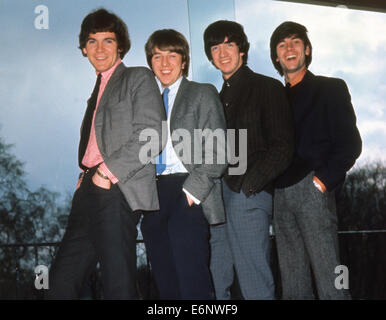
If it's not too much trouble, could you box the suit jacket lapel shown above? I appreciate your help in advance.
[170,77,189,128]
[97,62,126,112]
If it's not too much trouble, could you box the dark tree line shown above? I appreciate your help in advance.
[336,162,386,299]
[337,162,386,230]
[0,137,70,298]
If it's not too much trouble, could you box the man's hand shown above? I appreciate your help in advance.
[92,170,111,190]
[186,193,194,207]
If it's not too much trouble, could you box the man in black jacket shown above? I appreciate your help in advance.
[270,21,362,299]
[203,20,294,299]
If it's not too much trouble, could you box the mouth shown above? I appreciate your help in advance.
[220,59,231,64]
[160,70,172,75]
[286,55,297,61]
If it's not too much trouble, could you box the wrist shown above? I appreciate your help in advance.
[313,176,326,193]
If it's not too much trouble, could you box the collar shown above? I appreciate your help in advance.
[286,68,307,87]
[286,69,314,89]
[223,65,250,88]
[155,76,183,95]
[96,58,122,80]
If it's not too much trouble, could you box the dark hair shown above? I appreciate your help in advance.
[203,20,250,65]
[79,8,130,59]
[145,29,190,77]
[270,21,312,76]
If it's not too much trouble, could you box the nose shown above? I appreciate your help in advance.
[96,41,103,52]
[219,45,226,57]
[161,56,169,66]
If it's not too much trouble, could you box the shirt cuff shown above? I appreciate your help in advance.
[182,188,201,205]
[98,163,119,184]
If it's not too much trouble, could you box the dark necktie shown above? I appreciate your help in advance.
[156,87,170,175]
[78,73,102,169]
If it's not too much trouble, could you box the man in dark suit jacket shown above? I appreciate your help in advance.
[46,8,164,299]
[270,21,362,299]
[203,20,294,299]
[140,29,227,299]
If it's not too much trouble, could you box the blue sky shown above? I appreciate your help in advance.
[0,0,385,200]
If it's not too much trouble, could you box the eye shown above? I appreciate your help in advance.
[211,46,218,52]
[227,43,234,47]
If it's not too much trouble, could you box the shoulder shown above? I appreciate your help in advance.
[247,68,285,90]
[183,79,219,97]
[117,65,157,91]
[311,73,352,108]
[121,65,154,79]
[313,74,348,92]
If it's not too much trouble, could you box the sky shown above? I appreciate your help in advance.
[0,0,385,201]
[235,0,386,167]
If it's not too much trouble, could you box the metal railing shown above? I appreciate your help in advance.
[1,231,386,300]
[0,239,154,300]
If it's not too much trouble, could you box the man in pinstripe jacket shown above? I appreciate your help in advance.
[204,20,294,299]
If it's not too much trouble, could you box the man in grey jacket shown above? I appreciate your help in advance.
[47,8,164,299]
[141,29,227,299]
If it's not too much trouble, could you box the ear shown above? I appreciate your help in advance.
[182,61,186,69]
[276,57,279,62]
[240,52,245,57]
[82,47,87,56]
[305,45,310,56]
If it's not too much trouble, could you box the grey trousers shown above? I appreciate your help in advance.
[274,172,351,299]
[210,181,275,300]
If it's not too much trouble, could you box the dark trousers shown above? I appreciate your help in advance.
[141,174,214,300]
[46,167,139,300]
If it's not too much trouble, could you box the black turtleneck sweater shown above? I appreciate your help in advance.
[275,70,362,192]
[220,65,294,196]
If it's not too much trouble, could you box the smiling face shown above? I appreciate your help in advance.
[276,36,310,80]
[82,32,121,73]
[210,37,244,80]
[151,47,185,88]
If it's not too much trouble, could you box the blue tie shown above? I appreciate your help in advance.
[156,88,170,175]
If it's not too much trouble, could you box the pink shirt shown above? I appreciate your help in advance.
[81,58,122,184]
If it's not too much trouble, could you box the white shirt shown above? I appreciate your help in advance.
[156,76,200,205]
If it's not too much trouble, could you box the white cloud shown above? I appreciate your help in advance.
[236,0,386,77]
[358,120,386,137]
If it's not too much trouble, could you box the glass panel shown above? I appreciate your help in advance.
[187,0,235,89]
[0,0,190,200]
[235,0,386,164]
